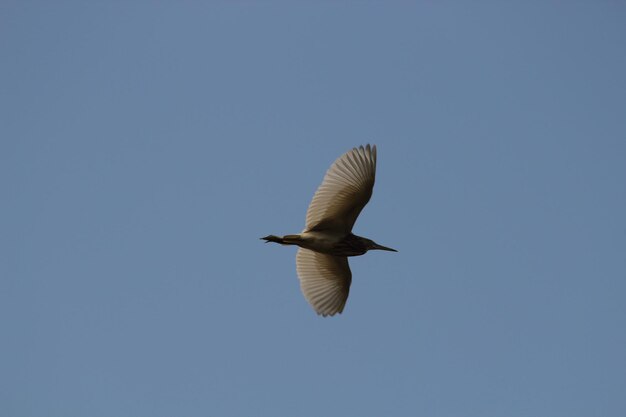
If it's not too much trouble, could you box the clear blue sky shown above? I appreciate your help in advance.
[2,2,625,416]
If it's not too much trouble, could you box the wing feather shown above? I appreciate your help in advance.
[296,248,352,317]
[305,144,377,233]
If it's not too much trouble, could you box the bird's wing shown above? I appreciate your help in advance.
[305,144,377,233]
[296,248,352,317]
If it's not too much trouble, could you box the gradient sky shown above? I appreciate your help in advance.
[2,2,625,416]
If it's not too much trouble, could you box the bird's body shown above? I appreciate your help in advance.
[262,144,396,316]
[263,232,391,257]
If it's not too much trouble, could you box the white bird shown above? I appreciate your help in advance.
[262,144,396,316]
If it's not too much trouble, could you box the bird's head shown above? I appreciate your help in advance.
[364,238,397,253]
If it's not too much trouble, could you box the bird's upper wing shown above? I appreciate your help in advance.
[296,248,352,317]
[305,144,376,233]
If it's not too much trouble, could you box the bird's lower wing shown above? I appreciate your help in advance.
[296,248,352,317]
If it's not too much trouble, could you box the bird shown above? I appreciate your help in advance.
[262,144,396,317]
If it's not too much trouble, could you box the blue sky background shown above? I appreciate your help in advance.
[2,2,625,416]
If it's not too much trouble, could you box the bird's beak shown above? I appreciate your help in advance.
[372,243,398,252]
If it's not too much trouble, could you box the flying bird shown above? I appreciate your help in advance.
[262,144,396,316]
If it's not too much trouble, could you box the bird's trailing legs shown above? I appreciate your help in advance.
[261,235,302,245]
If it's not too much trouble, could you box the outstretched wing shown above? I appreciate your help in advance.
[305,144,376,233]
[296,248,352,317]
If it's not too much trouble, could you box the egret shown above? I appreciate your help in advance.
[262,144,396,317]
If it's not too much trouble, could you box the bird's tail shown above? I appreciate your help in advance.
[261,235,302,245]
